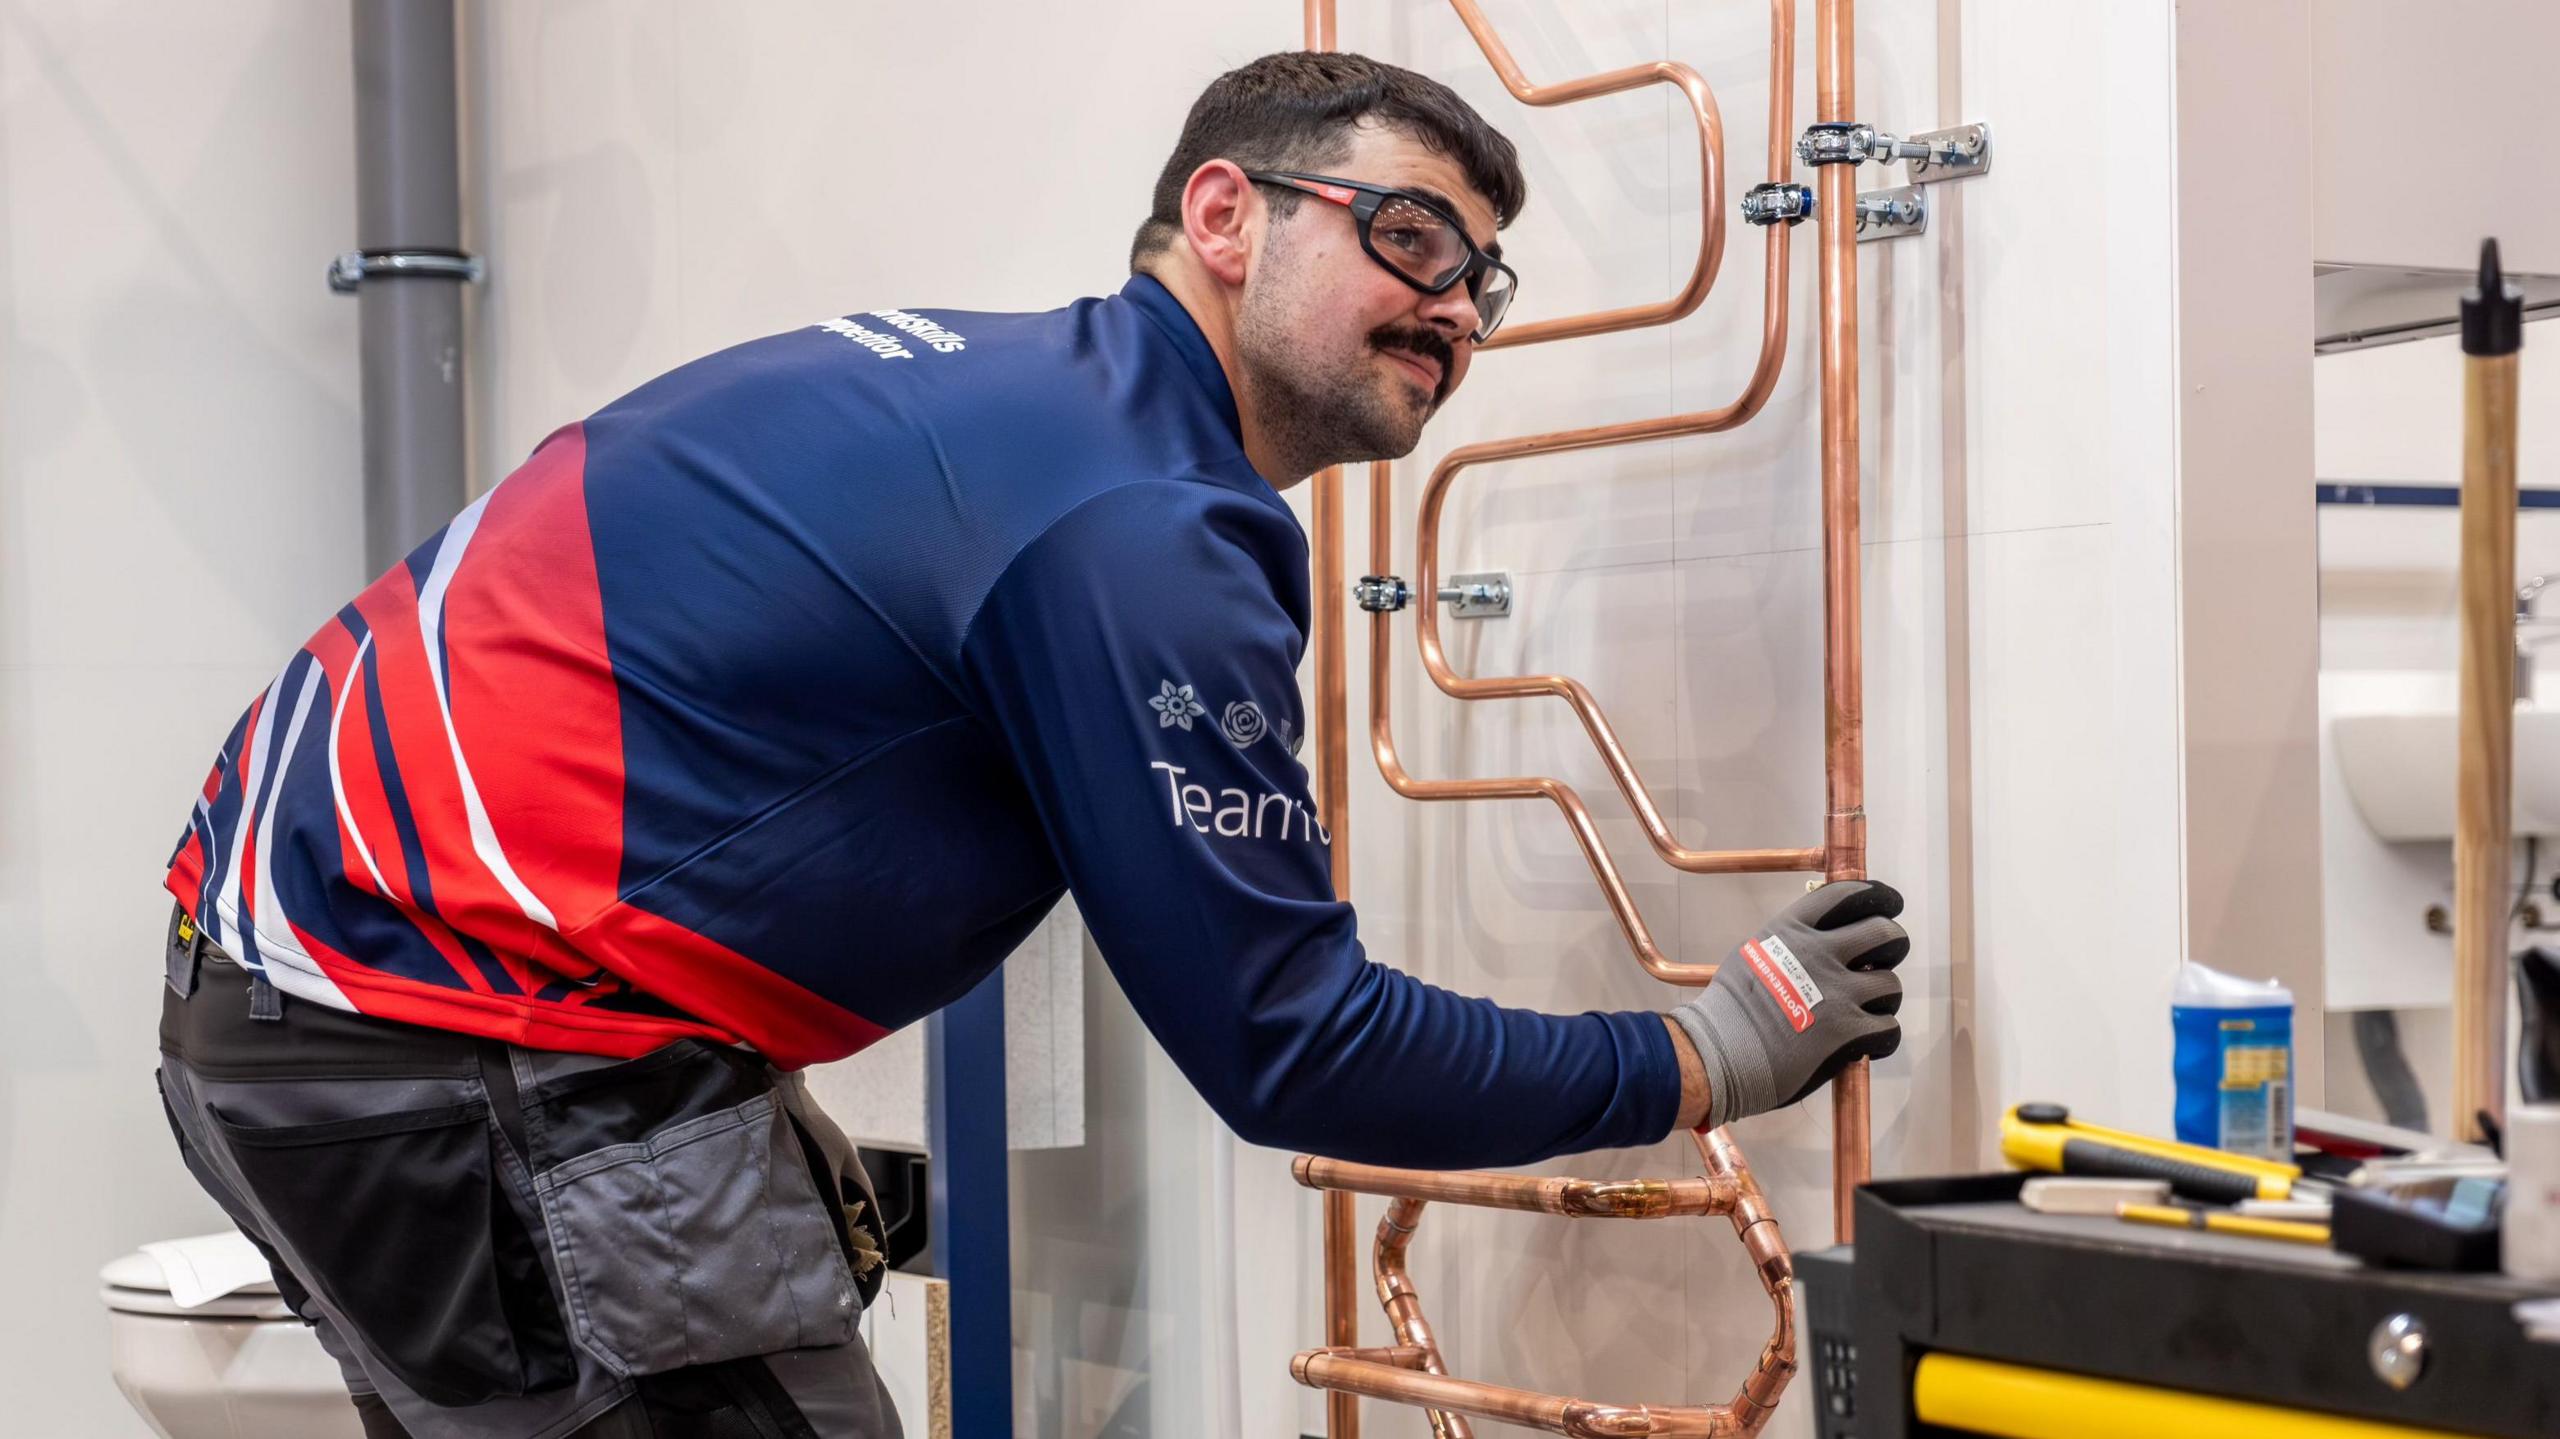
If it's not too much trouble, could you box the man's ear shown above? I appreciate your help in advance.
[1180,159,1257,288]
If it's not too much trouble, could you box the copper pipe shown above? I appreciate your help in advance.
[1291,1128,1792,1437]
[1287,0,1844,1426]
[1299,1155,1739,1219]
[1370,459,1726,985]
[1292,1354,1747,1438]
[1406,0,1799,879]
[1443,0,1729,350]
[1305,3,1358,1431]
[1814,0,1871,1244]
[1328,1346,1435,1370]
[1376,1199,1473,1439]
[1310,463,1362,1395]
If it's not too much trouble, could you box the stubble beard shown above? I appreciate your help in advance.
[1235,257,1437,481]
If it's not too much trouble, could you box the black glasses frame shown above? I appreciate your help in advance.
[1246,170,1518,342]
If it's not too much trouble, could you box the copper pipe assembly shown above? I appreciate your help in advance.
[1298,0,1867,1431]
[1292,1128,1796,1437]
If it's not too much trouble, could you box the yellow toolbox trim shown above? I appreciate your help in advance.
[1913,1353,2477,1439]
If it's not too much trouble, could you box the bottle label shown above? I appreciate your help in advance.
[2174,1002,2293,1158]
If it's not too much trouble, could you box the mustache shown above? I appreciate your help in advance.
[1369,326,1457,402]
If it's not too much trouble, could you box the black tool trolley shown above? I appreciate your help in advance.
[1796,1174,2560,1438]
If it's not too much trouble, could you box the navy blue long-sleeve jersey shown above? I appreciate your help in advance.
[166,275,1681,1166]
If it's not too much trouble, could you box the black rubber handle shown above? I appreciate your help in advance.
[2059,1137,2261,1205]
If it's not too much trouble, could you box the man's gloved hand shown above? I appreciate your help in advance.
[1671,879,1908,1131]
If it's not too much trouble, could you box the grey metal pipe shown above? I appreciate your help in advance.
[351,0,469,573]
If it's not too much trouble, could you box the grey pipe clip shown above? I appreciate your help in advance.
[328,249,486,295]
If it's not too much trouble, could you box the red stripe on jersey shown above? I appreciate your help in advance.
[440,427,626,942]
[168,837,207,913]
[277,920,736,1057]
[577,902,888,1070]
[351,557,557,973]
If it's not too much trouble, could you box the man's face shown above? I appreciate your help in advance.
[1232,123,1501,474]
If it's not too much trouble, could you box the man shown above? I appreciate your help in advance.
[154,51,1905,1439]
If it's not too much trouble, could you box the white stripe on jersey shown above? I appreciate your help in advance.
[415,498,562,932]
[246,661,351,1008]
[327,632,394,898]
[217,670,286,955]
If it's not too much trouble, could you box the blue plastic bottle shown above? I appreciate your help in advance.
[2171,960,2295,1160]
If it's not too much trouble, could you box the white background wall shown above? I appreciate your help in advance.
[0,4,365,1434]
[0,1,2328,1436]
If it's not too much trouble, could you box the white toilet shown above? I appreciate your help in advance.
[100,1233,362,1439]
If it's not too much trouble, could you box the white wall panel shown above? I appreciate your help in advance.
[0,3,362,1432]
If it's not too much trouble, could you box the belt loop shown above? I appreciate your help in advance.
[478,1040,532,1167]
[246,968,283,1022]
[164,908,203,999]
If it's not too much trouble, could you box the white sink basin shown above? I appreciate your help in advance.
[2332,706,2560,840]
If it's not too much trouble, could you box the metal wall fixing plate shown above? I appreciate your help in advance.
[1854,186,1927,243]
[1438,572,1512,619]
[1906,122,1990,183]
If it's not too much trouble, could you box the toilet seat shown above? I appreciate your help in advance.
[100,1248,296,1321]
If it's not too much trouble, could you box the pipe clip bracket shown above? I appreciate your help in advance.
[1796,120,1992,183]
[1358,573,1513,619]
[1741,182,1815,227]
[328,249,487,295]
[1439,572,1513,619]
[1355,575,1411,613]
[1854,186,1928,243]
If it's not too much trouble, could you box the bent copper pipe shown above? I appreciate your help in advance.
[1370,456,1727,986]
[1377,1199,1473,1439]
[1409,0,1802,880]
[1445,0,1729,350]
[1292,1126,1794,1437]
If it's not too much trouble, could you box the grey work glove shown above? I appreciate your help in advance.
[1671,880,1908,1130]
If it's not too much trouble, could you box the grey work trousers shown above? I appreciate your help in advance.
[157,926,903,1439]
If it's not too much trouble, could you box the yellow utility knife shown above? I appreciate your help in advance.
[2001,1103,2300,1205]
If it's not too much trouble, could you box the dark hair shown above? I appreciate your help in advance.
[1131,51,1526,270]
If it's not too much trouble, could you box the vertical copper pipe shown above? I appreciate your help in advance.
[1304,6,1356,1430]
[1814,0,1871,1242]
[1312,464,1362,1430]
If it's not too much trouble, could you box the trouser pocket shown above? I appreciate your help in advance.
[533,1088,861,1378]
[204,1077,575,1406]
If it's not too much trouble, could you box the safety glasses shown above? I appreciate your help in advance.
[1247,170,1518,343]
